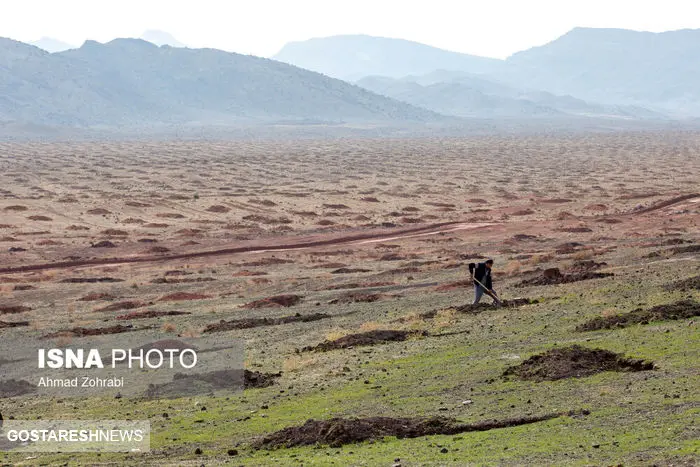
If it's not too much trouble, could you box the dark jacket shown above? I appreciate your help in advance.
[468,262,492,289]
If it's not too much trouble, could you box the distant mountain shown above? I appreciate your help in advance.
[357,72,665,119]
[29,37,75,53]
[273,35,503,81]
[499,27,700,116]
[0,37,441,127]
[140,30,187,48]
[357,76,561,118]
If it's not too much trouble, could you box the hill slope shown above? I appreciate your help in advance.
[273,35,503,81]
[0,37,441,127]
[357,73,664,119]
[500,27,700,115]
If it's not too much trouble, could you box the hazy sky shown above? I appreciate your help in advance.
[2,0,699,58]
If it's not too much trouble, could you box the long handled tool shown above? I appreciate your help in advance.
[472,274,502,306]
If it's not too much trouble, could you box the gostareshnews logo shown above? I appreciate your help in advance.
[0,420,150,453]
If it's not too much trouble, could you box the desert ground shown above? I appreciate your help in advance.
[0,132,698,465]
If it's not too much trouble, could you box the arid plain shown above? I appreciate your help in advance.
[1,132,698,465]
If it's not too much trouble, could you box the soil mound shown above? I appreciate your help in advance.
[568,260,607,273]
[503,345,654,381]
[577,301,700,331]
[94,301,146,313]
[245,369,282,388]
[116,310,191,320]
[61,277,123,283]
[158,292,211,302]
[328,292,386,304]
[516,268,613,287]
[241,294,303,309]
[255,411,585,449]
[42,324,146,339]
[143,369,280,398]
[0,379,36,397]
[78,293,115,301]
[667,276,700,291]
[0,320,29,329]
[305,329,427,352]
[670,244,700,255]
[454,298,537,313]
[204,313,329,333]
[331,268,372,274]
[91,241,117,248]
[0,305,31,315]
[206,205,231,213]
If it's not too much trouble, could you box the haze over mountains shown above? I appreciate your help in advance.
[274,35,502,81]
[277,28,700,118]
[0,37,437,127]
[1,26,699,136]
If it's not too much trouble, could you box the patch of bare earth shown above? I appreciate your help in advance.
[158,292,211,302]
[304,329,427,352]
[454,298,537,313]
[41,324,147,339]
[241,294,303,309]
[516,267,613,287]
[203,313,329,333]
[577,301,700,331]
[502,345,654,381]
[143,369,281,398]
[254,410,589,449]
[0,305,31,315]
[116,310,191,320]
[0,320,29,328]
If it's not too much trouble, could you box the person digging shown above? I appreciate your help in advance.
[468,259,502,306]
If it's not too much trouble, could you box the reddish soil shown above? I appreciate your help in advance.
[435,280,472,291]
[158,292,211,302]
[502,345,654,381]
[41,324,147,339]
[454,298,537,313]
[0,320,29,328]
[324,281,395,290]
[116,310,192,320]
[78,292,116,301]
[626,193,699,215]
[328,292,387,304]
[577,300,700,331]
[304,329,427,352]
[331,268,372,274]
[94,300,146,313]
[241,295,303,309]
[516,268,613,287]
[151,277,215,284]
[254,411,587,449]
[203,312,330,333]
[0,305,31,314]
[61,277,123,283]
[232,270,268,277]
[0,221,472,275]
[91,240,117,248]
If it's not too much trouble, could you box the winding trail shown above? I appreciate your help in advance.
[0,221,495,275]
